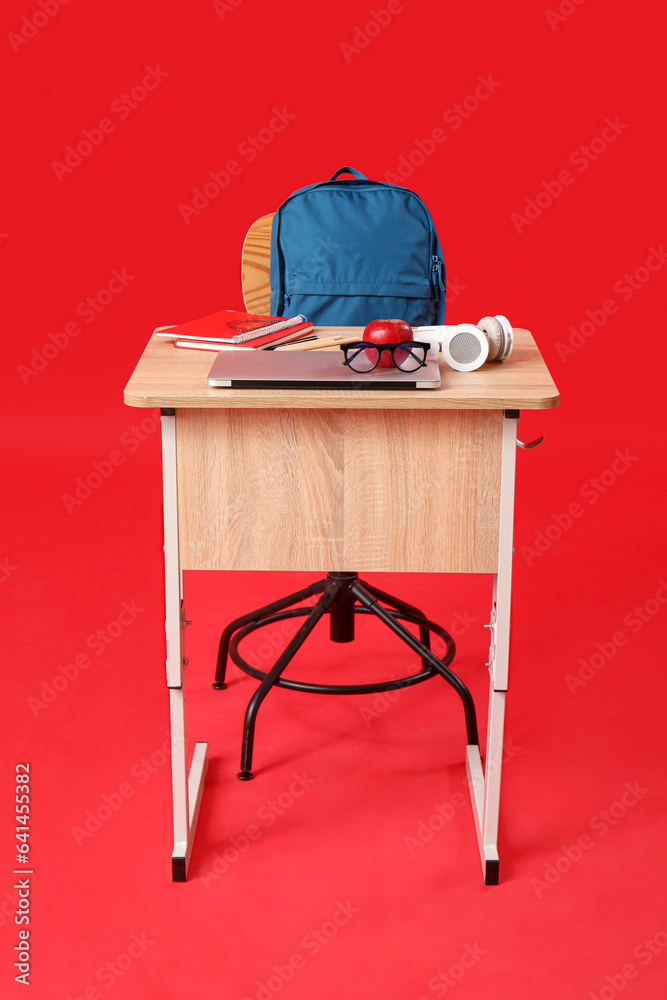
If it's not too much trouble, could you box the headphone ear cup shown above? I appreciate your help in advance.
[477,315,514,361]
[493,314,513,360]
[441,324,489,371]
[477,316,503,361]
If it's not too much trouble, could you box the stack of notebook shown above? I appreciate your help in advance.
[155,308,315,351]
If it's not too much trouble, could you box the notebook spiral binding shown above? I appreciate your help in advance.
[234,314,308,343]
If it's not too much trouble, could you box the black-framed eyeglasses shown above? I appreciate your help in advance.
[340,341,429,373]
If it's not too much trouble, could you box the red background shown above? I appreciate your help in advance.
[2,1,666,997]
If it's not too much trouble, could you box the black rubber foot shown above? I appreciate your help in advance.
[172,858,187,882]
[212,682,227,690]
[237,770,253,781]
[484,860,500,886]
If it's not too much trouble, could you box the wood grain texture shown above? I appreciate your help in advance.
[176,407,502,573]
[124,327,559,410]
[241,213,274,314]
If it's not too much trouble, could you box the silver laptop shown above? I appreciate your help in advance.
[207,349,441,389]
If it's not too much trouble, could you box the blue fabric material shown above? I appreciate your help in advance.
[270,168,445,326]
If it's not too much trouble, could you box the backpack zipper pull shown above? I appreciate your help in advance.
[431,256,445,292]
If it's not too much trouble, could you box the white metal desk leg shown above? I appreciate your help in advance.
[161,409,208,882]
[466,410,518,885]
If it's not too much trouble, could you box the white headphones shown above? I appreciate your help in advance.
[415,315,514,372]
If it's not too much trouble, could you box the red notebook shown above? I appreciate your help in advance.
[155,309,314,350]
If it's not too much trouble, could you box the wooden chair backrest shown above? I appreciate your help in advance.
[240,212,274,314]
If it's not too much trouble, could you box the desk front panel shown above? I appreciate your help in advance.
[176,407,503,574]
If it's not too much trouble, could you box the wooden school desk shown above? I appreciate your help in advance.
[124,327,559,883]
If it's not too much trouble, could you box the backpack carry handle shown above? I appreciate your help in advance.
[328,166,368,181]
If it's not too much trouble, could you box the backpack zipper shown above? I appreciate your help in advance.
[431,255,445,293]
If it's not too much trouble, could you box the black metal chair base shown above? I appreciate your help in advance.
[213,572,479,779]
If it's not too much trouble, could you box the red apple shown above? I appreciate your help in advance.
[363,318,413,367]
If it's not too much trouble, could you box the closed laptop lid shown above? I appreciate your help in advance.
[207,349,441,389]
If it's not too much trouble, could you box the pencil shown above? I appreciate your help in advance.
[273,333,361,351]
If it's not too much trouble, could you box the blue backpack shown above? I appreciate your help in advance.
[270,166,446,327]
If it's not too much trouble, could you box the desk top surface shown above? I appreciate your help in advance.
[124,327,559,410]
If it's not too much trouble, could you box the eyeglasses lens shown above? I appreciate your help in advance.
[394,343,426,371]
[347,344,380,372]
